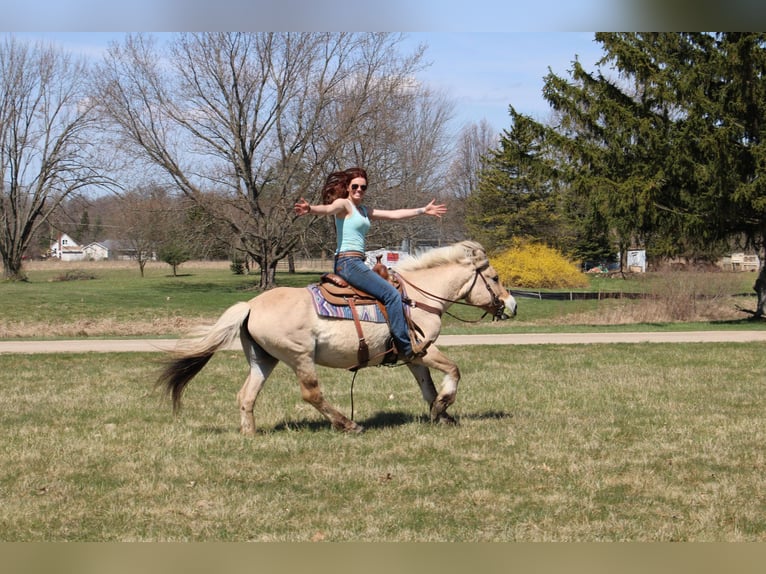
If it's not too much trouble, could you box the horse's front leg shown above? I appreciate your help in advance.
[410,346,460,425]
[295,359,363,433]
[406,363,437,407]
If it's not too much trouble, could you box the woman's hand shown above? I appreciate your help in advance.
[294,198,311,216]
[423,199,447,218]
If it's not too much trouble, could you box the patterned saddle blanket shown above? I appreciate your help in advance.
[306,283,387,323]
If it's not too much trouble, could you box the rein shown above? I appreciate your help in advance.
[393,265,505,323]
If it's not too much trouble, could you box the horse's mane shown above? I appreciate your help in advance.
[394,240,488,273]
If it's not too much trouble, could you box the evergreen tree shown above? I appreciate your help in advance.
[467,109,563,254]
[75,210,90,244]
[533,32,766,312]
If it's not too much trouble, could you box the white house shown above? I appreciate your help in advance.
[49,233,84,261]
[82,242,109,261]
[722,253,760,272]
[49,234,110,261]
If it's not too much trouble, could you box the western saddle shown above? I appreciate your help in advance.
[316,255,432,369]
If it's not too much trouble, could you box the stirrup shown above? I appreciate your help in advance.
[411,340,428,356]
[402,339,429,361]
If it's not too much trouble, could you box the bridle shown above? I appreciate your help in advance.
[393,261,508,323]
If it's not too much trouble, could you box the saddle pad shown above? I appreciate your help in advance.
[306,283,387,323]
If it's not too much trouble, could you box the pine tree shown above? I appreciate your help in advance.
[537,32,766,313]
[467,110,563,254]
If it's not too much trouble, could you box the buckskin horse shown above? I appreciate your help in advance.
[157,240,517,434]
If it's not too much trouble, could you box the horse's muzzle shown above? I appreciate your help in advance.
[499,296,517,319]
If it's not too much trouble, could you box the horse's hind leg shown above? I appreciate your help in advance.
[238,335,278,436]
[294,359,363,433]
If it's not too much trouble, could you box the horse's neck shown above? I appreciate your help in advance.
[397,264,470,305]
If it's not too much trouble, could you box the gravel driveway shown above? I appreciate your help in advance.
[2,331,766,354]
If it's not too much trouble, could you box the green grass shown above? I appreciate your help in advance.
[2,262,764,338]
[2,343,765,541]
[1,265,321,321]
[0,265,324,338]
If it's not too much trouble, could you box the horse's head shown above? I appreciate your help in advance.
[395,240,517,320]
[461,244,517,320]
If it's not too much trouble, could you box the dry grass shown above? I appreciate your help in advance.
[0,316,206,339]
[2,344,766,541]
[549,295,747,326]
[23,259,232,271]
[3,265,759,339]
[540,271,753,326]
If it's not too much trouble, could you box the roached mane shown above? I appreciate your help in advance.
[394,240,488,273]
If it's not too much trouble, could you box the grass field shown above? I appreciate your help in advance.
[0,259,762,338]
[2,260,766,541]
[1,343,765,541]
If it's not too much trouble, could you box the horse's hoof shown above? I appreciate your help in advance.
[433,412,458,426]
[332,421,365,434]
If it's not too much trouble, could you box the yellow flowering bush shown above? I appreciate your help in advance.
[491,240,588,289]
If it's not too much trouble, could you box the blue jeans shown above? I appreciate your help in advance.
[335,255,412,356]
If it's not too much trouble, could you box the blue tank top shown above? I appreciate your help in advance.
[335,204,370,254]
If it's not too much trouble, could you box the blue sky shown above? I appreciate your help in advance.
[12,31,603,135]
[4,1,628,32]
[400,32,603,132]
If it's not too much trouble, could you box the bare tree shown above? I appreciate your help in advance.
[94,32,426,288]
[447,119,499,200]
[118,185,176,277]
[0,36,110,280]
[440,119,500,243]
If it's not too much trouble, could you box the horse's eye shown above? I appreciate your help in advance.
[492,276,499,282]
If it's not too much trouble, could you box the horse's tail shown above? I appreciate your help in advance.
[157,301,251,412]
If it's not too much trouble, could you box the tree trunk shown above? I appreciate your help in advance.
[753,262,766,318]
[256,252,278,289]
[2,257,27,281]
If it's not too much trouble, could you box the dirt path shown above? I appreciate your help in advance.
[2,331,766,354]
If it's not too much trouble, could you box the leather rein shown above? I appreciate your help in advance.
[393,262,507,323]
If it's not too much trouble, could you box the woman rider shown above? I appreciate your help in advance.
[294,167,447,360]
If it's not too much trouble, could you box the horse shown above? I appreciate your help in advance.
[156,240,517,435]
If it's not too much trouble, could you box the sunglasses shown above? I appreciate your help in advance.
[351,184,367,191]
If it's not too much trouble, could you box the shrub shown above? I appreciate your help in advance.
[53,269,97,282]
[492,240,588,289]
[158,243,191,277]
[230,258,245,275]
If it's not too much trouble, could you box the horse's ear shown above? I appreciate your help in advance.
[470,245,485,260]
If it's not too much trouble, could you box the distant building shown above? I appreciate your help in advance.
[101,239,156,261]
[49,234,110,261]
[49,233,85,261]
[720,253,760,272]
[626,250,646,273]
[82,242,110,261]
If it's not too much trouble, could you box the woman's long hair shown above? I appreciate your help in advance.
[322,167,367,204]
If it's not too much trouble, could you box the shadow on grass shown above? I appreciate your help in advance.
[269,408,513,433]
[271,410,421,433]
[197,409,513,435]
